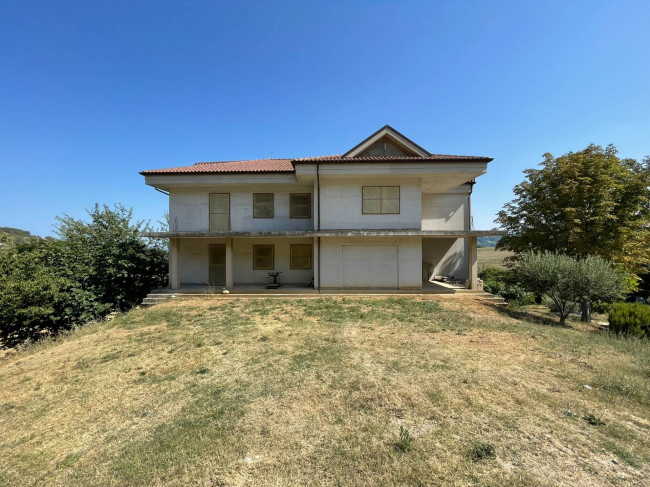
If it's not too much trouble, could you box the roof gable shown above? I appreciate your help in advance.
[342,125,431,158]
[140,124,493,176]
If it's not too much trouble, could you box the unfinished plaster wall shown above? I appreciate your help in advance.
[319,178,421,230]
[179,238,226,284]
[421,238,468,280]
[232,237,314,286]
[318,236,422,289]
[169,185,313,232]
[421,193,468,231]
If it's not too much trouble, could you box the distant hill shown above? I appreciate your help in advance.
[0,227,42,245]
[477,236,502,248]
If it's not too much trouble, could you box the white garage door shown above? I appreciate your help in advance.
[342,245,398,288]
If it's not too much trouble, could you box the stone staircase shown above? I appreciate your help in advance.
[141,292,176,307]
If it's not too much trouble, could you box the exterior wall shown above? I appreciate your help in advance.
[421,238,468,280]
[179,238,226,284]
[168,182,469,233]
[177,237,313,286]
[232,237,313,285]
[169,185,313,232]
[319,178,421,230]
[319,236,422,289]
[421,193,468,231]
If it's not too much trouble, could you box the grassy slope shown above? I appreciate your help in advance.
[478,247,514,269]
[1,297,648,487]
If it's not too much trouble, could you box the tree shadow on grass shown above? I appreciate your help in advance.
[492,304,565,328]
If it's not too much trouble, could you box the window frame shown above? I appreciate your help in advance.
[252,244,274,270]
[208,193,230,231]
[253,193,274,219]
[361,186,400,215]
[289,193,312,219]
[290,244,312,270]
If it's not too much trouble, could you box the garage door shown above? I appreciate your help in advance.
[342,245,398,288]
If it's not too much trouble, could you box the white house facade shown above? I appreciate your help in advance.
[141,126,498,291]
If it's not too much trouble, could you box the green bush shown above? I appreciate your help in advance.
[479,266,535,304]
[468,441,496,461]
[517,253,626,325]
[608,303,650,338]
[0,205,167,347]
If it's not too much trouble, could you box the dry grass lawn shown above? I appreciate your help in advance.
[0,296,648,486]
[478,247,514,269]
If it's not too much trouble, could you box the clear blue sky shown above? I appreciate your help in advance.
[2,0,649,236]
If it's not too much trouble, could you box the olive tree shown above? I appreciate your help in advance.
[517,253,626,325]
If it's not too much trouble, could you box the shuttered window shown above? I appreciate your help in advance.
[209,193,230,231]
[253,245,274,270]
[290,244,312,270]
[290,193,311,218]
[362,186,400,214]
[253,193,274,218]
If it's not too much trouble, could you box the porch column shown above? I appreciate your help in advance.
[313,236,319,290]
[313,178,319,230]
[468,236,478,289]
[226,237,233,289]
[169,238,180,290]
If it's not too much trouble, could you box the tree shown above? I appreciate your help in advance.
[571,254,628,322]
[496,145,650,274]
[517,253,626,325]
[54,204,168,310]
[0,204,168,347]
[0,241,106,347]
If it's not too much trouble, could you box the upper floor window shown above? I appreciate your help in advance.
[253,193,274,218]
[290,193,311,218]
[362,186,400,214]
[209,193,230,231]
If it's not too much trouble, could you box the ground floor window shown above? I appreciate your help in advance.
[290,244,312,270]
[253,245,274,269]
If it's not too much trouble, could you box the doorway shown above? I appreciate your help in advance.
[209,244,226,286]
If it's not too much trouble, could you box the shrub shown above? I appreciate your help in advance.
[584,413,606,426]
[394,426,412,453]
[468,441,496,461]
[608,302,650,338]
[0,205,167,347]
[479,266,535,304]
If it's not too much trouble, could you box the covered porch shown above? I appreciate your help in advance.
[146,229,494,293]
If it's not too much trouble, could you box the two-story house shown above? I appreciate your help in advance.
[141,125,498,292]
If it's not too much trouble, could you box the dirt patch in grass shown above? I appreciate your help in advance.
[1,296,648,486]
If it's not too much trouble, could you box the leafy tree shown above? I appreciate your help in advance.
[496,145,650,274]
[0,241,107,347]
[517,253,579,325]
[517,253,626,326]
[0,204,168,347]
[571,254,628,322]
[54,204,168,310]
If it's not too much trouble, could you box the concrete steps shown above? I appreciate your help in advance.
[141,293,176,307]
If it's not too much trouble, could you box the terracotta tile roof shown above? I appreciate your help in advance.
[140,158,294,175]
[293,154,493,162]
[140,154,492,175]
